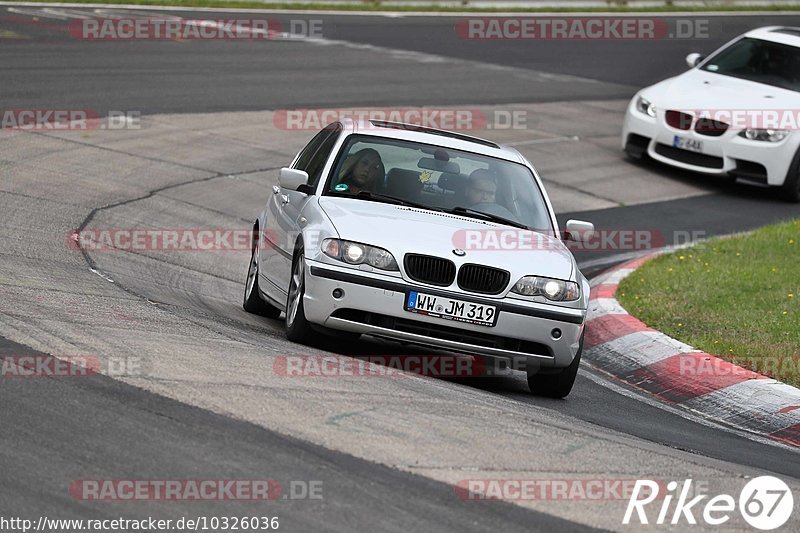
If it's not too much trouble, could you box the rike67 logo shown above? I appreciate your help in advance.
[624,477,794,530]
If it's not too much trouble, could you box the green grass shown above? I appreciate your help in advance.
[14,0,800,13]
[617,219,800,388]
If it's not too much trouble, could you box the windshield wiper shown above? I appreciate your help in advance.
[354,191,444,212]
[448,206,529,230]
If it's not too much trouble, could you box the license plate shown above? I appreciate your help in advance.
[405,291,497,327]
[673,135,703,153]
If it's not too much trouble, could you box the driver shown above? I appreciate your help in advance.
[466,169,498,206]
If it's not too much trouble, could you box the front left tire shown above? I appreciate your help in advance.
[527,331,583,398]
[780,148,800,203]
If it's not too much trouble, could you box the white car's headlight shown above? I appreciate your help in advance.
[511,276,580,301]
[738,129,788,143]
[635,96,656,118]
[322,239,399,271]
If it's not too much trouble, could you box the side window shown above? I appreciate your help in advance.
[293,128,331,172]
[304,125,342,187]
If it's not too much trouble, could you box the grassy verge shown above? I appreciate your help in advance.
[617,219,800,388]
[8,0,800,13]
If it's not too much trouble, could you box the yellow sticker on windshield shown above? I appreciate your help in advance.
[419,170,432,183]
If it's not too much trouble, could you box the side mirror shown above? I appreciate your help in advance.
[565,220,595,242]
[685,53,704,68]
[279,168,309,192]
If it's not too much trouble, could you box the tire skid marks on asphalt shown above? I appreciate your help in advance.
[7,7,179,20]
[0,6,634,84]
[0,5,615,78]
[584,254,800,447]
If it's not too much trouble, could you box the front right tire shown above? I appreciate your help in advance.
[285,250,314,343]
[243,230,281,319]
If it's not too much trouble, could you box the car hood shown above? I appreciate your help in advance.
[644,69,800,110]
[318,196,574,281]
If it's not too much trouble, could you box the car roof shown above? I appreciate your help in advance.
[744,26,800,47]
[339,118,527,164]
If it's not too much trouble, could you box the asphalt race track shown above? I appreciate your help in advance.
[1,5,800,531]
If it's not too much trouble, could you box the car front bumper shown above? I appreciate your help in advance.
[303,259,585,369]
[622,102,799,187]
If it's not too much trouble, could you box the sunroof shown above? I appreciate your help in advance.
[368,120,500,149]
[771,27,800,37]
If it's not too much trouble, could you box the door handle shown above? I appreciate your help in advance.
[272,185,281,194]
[280,194,290,205]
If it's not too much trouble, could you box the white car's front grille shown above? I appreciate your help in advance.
[457,264,510,295]
[404,254,456,286]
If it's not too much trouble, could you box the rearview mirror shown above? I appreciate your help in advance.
[279,168,309,192]
[685,53,704,68]
[418,157,460,174]
[565,220,595,242]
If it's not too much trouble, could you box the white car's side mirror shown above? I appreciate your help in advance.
[685,52,704,68]
[565,220,595,242]
[279,168,309,192]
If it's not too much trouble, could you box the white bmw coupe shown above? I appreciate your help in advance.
[623,26,800,201]
[243,120,594,397]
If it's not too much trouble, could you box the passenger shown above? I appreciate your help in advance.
[336,148,384,195]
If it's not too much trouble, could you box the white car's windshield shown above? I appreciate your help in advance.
[701,37,800,92]
[323,134,554,233]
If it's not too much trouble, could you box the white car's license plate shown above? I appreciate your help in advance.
[673,135,703,153]
[405,291,497,327]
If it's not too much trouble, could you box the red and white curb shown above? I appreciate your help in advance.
[585,254,800,448]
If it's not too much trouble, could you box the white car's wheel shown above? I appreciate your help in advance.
[285,251,314,343]
[243,231,281,318]
[527,331,583,398]
[780,150,800,203]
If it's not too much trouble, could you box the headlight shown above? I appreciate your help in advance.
[738,129,788,143]
[343,242,364,264]
[635,96,656,118]
[322,239,398,271]
[511,276,580,301]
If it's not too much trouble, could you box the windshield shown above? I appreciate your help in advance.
[323,134,554,232]
[700,37,800,92]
